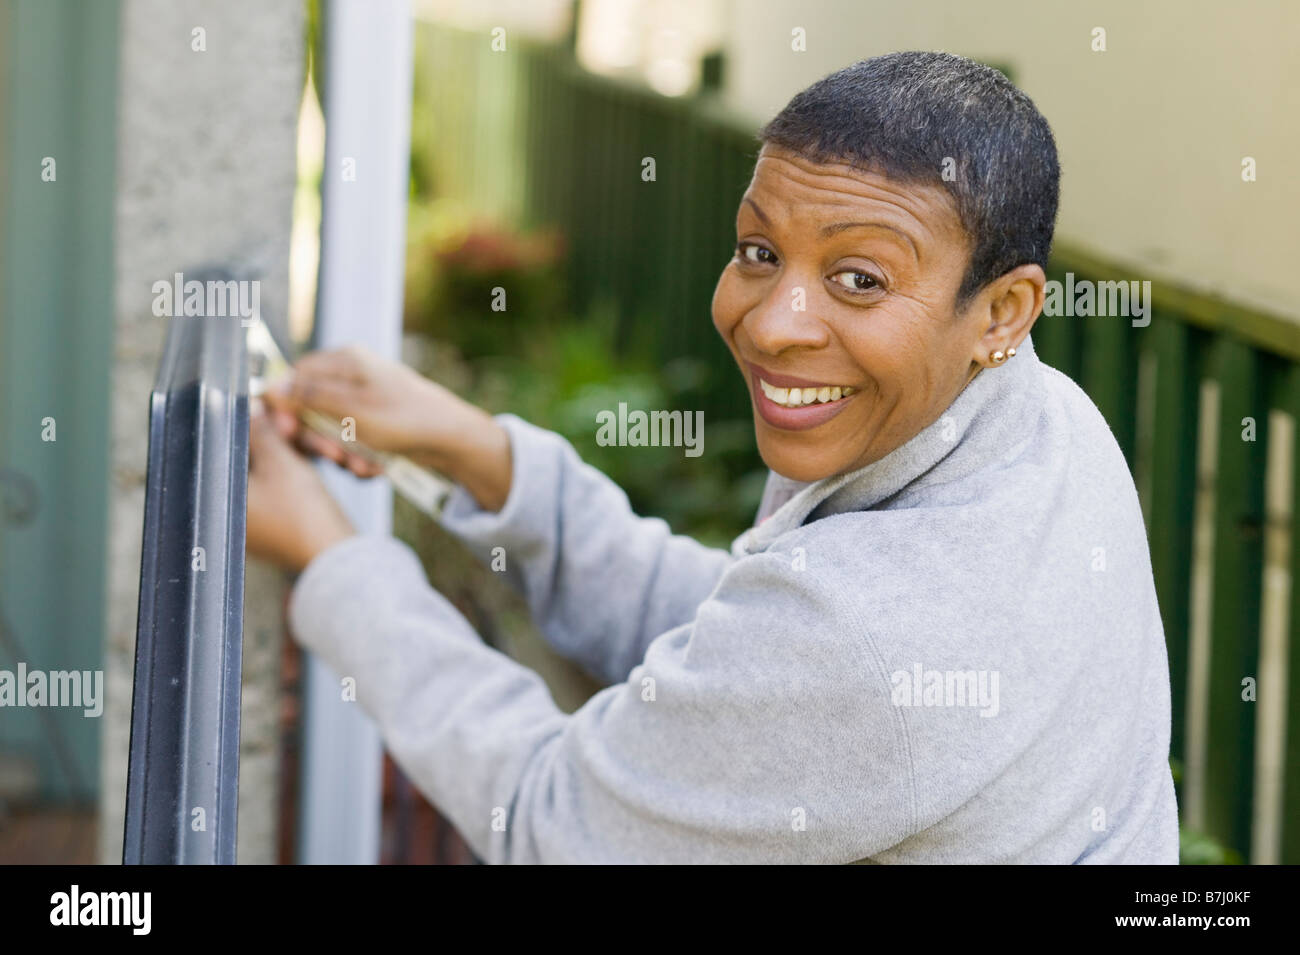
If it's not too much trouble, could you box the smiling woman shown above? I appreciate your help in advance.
[245,51,1179,864]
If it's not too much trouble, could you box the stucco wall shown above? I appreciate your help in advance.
[99,0,302,864]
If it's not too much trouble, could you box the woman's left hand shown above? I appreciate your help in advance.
[246,408,356,573]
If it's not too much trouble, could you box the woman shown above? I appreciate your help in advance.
[247,51,1179,863]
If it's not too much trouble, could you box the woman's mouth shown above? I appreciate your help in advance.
[757,378,857,408]
[747,363,859,431]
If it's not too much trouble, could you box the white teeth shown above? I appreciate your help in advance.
[759,377,855,408]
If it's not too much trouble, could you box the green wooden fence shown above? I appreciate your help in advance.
[1041,244,1300,864]
[413,22,1300,863]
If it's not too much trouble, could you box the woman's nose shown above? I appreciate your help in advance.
[743,279,832,355]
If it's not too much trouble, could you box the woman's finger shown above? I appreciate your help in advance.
[269,406,301,441]
[296,428,349,465]
[285,375,364,421]
[292,346,370,384]
[342,452,386,479]
[249,410,296,469]
[268,400,365,468]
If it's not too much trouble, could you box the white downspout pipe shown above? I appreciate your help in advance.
[297,0,413,864]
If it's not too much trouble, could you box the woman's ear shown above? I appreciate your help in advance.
[970,264,1046,366]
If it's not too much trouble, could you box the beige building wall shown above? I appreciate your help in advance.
[720,0,1300,321]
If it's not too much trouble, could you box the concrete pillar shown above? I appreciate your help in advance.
[99,0,303,864]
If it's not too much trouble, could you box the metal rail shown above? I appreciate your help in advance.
[123,296,249,865]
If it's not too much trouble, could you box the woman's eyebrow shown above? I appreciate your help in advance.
[742,197,771,225]
[742,199,920,262]
[819,220,919,259]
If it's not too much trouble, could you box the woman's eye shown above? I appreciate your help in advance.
[736,242,776,266]
[831,270,880,292]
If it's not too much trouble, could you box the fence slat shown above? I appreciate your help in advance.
[1274,363,1300,864]
[1082,312,1140,465]
[1203,338,1269,858]
[1035,269,1083,382]
[1145,316,1202,772]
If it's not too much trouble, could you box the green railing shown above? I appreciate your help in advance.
[413,22,1300,863]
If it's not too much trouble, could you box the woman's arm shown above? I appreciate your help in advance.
[263,347,734,684]
[439,414,733,685]
[289,534,912,864]
[263,345,515,511]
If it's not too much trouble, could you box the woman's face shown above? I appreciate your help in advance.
[712,144,990,483]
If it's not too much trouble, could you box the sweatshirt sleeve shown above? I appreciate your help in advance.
[288,533,915,864]
[437,413,734,685]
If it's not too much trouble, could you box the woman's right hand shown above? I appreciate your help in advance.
[262,345,513,512]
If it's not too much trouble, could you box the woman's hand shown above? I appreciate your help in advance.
[246,410,356,573]
[263,345,513,512]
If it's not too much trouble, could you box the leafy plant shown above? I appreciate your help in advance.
[1179,828,1243,865]
[1169,758,1243,864]
[405,210,567,361]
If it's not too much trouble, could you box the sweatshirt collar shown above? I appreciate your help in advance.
[732,334,1046,556]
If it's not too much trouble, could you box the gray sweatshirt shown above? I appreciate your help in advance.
[289,335,1180,863]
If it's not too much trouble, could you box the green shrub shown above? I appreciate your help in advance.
[1169,758,1243,864]
[404,211,568,361]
